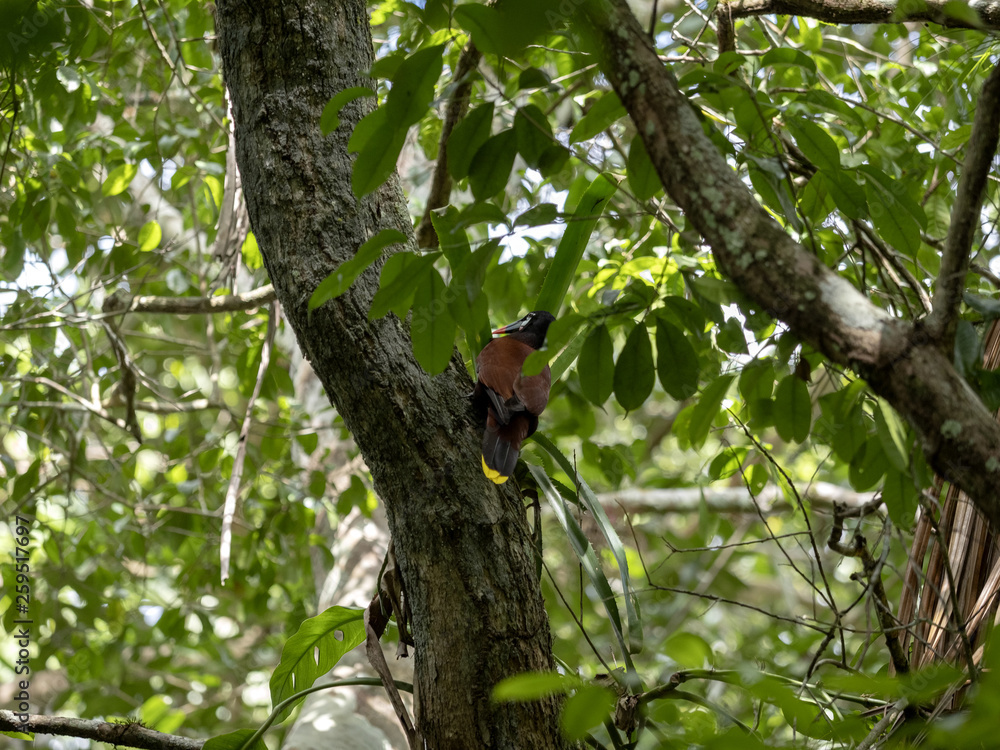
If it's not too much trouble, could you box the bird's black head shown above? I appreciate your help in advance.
[492,310,556,350]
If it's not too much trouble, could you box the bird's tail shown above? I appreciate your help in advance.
[481,412,527,484]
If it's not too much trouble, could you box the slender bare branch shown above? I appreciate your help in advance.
[122,284,276,314]
[722,0,1000,31]
[220,303,276,584]
[600,481,877,514]
[926,61,1000,345]
[0,711,202,750]
[414,42,482,249]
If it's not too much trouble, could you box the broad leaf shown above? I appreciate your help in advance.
[269,606,365,723]
[411,265,457,374]
[578,323,614,405]
[655,316,700,399]
[614,323,654,412]
[534,173,618,314]
[321,86,375,135]
[447,103,494,180]
[468,130,517,200]
[309,229,406,311]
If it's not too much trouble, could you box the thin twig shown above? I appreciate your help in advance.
[927,61,1000,345]
[220,303,276,583]
[414,41,482,248]
[828,504,910,675]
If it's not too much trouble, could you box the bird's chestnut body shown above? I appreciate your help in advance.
[472,311,555,484]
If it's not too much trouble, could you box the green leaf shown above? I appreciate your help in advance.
[411,265,457,374]
[874,399,908,472]
[514,203,558,227]
[348,107,388,155]
[627,135,660,201]
[954,319,979,378]
[662,295,706,334]
[242,232,263,270]
[820,169,867,221]
[309,229,406,311]
[385,45,444,128]
[561,686,616,741]
[849,439,888,491]
[368,52,405,80]
[746,462,769,494]
[447,103,494,180]
[942,0,985,27]
[137,220,161,252]
[514,104,553,168]
[964,291,1000,319]
[493,671,580,701]
[882,468,918,529]
[717,317,748,354]
[861,164,926,256]
[368,252,441,320]
[538,144,570,177]
[655,316,700,399]
[351,120,406,198]
[664,632,713,668]
[527,463,634,672]
[614,323,654,412]
[269,606,365,723]
[468,130,517,200]
[102,163,137,197]
[534,173,617,314]
[774,375,811,443]
[453,4,508,56]
[337,475,369,516]
[688,374,734,447]
[423,0,450,28]
[453,0,560,57]
[321,86,375,135]
[531,434,643,657]
[761,47,817,73]
[784,118,841,172]
[570,92,626,144]
[578,323,614,405]
[518,67,551,90]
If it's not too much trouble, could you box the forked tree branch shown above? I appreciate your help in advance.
[578,0,1000,527]
[926,61,1000,346]
[720,0,1000,31]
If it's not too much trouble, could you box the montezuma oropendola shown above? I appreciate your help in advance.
[473,310,555,484]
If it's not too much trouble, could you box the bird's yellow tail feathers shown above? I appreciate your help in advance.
[481,455,509,484]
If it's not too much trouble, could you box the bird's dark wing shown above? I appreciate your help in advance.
[476,337,537,424]
[513,366,551,417]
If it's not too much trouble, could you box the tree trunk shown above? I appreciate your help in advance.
[214,2,564,747]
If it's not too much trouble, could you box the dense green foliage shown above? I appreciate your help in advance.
[3,0,1000,747]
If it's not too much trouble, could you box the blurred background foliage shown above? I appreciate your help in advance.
[2,0,999,747]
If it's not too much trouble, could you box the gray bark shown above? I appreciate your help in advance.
[214,1,564,748]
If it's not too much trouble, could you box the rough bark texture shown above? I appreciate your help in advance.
[580,0,1000,526]
[214,2,563,747]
